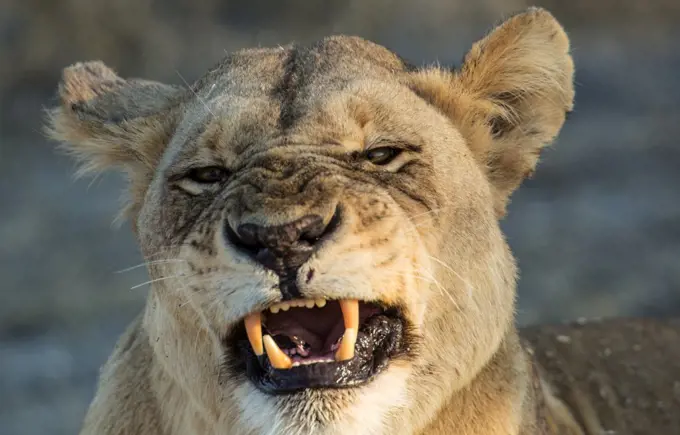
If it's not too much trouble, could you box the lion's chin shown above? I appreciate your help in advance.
[226,300,415,394]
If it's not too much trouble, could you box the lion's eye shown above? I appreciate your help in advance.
[185,166,229,184]
[365,147,401,165]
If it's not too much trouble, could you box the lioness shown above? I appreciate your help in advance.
[46,7,680,435]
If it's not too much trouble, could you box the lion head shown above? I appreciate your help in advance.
[48,8,573,435]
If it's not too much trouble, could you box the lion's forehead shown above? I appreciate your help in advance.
[192,36,409,101]
[165,36,413,155]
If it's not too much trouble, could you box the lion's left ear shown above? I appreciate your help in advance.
[45,61,184,178]
[45,61,186,223]
[410,7,575,216]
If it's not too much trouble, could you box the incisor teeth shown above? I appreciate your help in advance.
[335,328,357,361]
[263,335,293,369]
[269,299,327,313]
[339,299,359,330]
[244,312,263,356]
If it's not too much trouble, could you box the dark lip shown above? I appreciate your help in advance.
[226,307,415,394]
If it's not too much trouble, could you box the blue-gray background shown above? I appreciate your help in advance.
[1,1,679,434]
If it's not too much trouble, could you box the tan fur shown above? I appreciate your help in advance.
[45,7,678,435]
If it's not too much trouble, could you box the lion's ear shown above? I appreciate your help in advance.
[45,61,184,177]
[411,8,574,216]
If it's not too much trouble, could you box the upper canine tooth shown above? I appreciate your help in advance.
[339,299,359,330]
[263,335,293,369]
[270,305,280,314]
[315,298,327,308]
[244,312,263,356]
[280,303,290,311]
[335,328,357,361]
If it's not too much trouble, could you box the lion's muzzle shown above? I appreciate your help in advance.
[224,207,341,299]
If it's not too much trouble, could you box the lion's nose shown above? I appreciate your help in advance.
[226,211,339,283]
[236,215,324,266]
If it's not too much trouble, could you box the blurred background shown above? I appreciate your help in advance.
[1,0,679,433]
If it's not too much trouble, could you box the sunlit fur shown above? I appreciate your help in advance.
[46,8,588,435]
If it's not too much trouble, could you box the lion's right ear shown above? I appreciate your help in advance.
[45,61,184,177]
[408,8,574,217]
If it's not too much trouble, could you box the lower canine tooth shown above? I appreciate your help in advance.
[335,328,357,361]
[244,313,263,356]
[263,335,293,369]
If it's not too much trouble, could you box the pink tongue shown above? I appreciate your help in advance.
[269,323,325,350]
[265,303,345,352]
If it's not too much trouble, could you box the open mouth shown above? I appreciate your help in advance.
[228,299,412,394]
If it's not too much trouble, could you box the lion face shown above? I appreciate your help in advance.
[137,57,474,429]
[48,9,573,434]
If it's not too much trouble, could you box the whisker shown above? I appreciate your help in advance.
[114,259,186,274]
[378,267,460,309]
[138,243,195,260]
[414,264,462,311]
[378,269,438,284]
[130,273,195,290]
[409,205,451,223]
[205,83,217,100]
[427,254,476,297]
[401,209,453,238]
[176,70,215,117]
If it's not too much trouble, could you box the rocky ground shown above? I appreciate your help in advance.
[1,2,679,434]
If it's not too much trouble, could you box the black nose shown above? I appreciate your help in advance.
[226,212,339,279]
